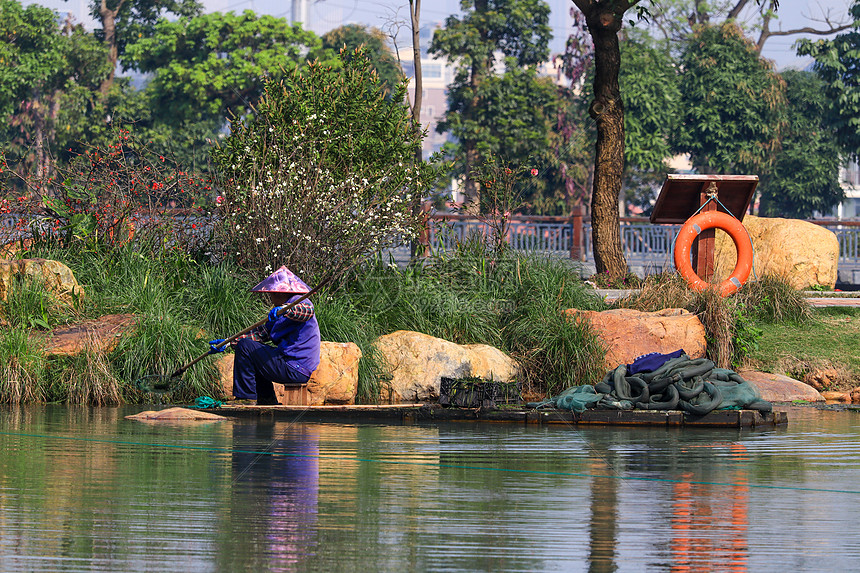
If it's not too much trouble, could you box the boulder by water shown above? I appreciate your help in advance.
[738,370,825,402]
[125,407,226,421]
[714,215,839,289]
[374,330,520,403]
[565,308,707,370]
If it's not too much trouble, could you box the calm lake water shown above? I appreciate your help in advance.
[1,404,858,572]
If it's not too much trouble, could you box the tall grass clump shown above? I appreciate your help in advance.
[313,291,386,402]
[0,328,48,403]
[500,254,607,396]
[736,274,812,323]
[344,237,609,398]
[180,261,265,338]
[55,338,123,406]
[346,252,503,346]
[111,313,222,402]
[615,272,811,369]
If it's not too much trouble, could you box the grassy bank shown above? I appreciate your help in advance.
[0,238,610,405]
[744,306,860,389]
[6,233,839,405]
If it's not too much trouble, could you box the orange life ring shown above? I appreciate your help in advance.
[673,211,753,297]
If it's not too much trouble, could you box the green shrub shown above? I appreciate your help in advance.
[212,48,442,282]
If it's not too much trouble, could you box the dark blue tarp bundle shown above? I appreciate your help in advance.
[529,353,772,414]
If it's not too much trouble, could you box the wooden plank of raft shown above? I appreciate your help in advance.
[213,404,786,427]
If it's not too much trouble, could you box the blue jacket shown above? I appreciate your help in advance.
[266,295,321,379]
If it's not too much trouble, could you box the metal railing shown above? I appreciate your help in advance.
[425,216,860,262]
[3,210,860,276]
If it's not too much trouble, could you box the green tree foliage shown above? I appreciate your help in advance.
[673,23,785,174]
[123,10,320,125]
[90,0,201,93]
[757,70,844,218]
[615,34,682,214]
[317,24,402,94]
[429,0,552,207]
[212,49,442,281]
[0,1,67,118]
[619,36,680,173]
[0,0,109,181]
[797,2,860,159]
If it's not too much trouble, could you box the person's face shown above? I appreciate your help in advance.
[268,293,290,306]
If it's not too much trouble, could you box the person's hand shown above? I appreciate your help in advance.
[209,339,227,354]
[268,306,283,323]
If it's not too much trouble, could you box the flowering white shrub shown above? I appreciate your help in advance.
[213,48,441,282]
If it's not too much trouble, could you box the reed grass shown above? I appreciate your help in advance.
[59,335,123,406]
[0,328,47,404]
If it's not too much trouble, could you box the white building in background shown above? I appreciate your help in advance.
[836,161,860,219]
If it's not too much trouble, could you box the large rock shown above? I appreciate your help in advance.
[125,407,226,422]
[216,341,362,405]
[37,314,138,356]
[714,215,839,289]
[737,370,825,402]
[565,308,707,370]
[0,258,85,304]
[374,330,520,403]
[307,342,362,404]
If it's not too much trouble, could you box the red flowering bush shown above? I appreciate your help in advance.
[4,129,215,255]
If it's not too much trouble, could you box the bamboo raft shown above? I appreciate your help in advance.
[213,403,788,428]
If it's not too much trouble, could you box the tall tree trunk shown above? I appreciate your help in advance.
[410,0,422,133]
[98,0,124,95]
[584,6,627,279]
[408,0,428,259]
[462,0,489,210]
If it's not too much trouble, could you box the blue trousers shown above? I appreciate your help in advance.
[233,338,309,404]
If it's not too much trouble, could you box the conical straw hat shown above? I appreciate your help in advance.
[249,266,311,294]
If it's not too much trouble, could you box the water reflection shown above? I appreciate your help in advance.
[584,432,755,572]
[222,421,320,571]
[0,406,859,571]
[588,458,619,573]
[665,444,750,573]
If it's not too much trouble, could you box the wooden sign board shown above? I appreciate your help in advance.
[651,174,758,282]
[650,174,758,224]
